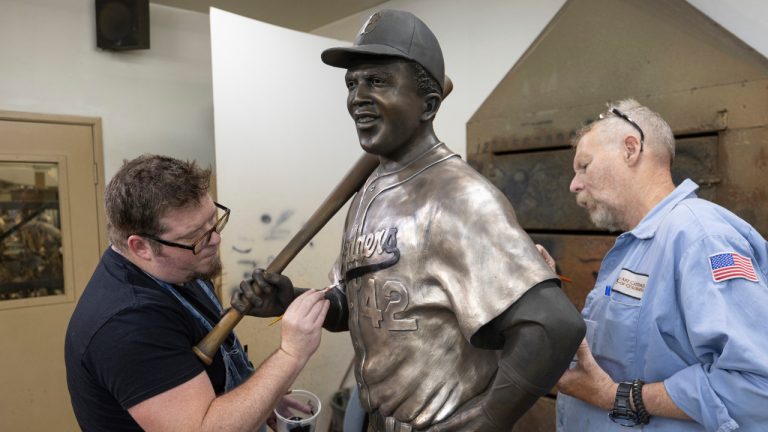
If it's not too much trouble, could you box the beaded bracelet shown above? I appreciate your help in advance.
[632,379,651,425]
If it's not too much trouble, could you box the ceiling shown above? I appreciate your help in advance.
[151,0,388,32]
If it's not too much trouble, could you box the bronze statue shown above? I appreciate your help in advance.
[234,9,585,431]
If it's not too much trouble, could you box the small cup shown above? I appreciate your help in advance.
[274,389,321,432]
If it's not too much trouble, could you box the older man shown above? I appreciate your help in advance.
[235,9,585,432]
[555,99,768,431]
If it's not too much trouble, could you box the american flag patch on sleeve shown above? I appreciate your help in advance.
[709,252,759,282]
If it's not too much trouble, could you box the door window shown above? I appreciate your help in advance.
[0,161,63,300]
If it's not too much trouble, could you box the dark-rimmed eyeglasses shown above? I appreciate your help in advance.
[138,202,230,255]
[601,107,645,152]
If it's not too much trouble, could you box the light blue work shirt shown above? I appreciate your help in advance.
[557,180,768,432]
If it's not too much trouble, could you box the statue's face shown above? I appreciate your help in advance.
[345,60,424,158]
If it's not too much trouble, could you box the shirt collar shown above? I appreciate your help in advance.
[628,179,699,239]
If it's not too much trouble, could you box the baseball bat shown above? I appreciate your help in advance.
[193,152,379,365]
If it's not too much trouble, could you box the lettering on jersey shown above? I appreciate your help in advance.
[359,277,417,331]
[344,227,400,279]
[613,268,648,299]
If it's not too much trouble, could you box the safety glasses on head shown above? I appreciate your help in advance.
[600,107,645,152]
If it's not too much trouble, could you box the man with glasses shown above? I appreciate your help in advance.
[552,99,768,431]
[65,154,329,432]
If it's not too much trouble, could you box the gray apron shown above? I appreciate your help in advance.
[154,277,266,431]
[155,278,254,391]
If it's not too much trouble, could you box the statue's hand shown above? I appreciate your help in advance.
[231,268,294,317]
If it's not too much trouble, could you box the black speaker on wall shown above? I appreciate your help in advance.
[96,0,149,51]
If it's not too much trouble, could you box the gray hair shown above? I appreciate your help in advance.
[574,98,675,161]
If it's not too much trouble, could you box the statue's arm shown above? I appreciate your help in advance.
[478,279,585,427]
[294,284,349,332]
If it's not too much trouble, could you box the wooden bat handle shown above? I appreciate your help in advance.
[193,153,379,365]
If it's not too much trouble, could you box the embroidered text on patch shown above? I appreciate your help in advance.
[709,252,758,282]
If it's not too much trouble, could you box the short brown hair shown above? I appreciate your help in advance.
[105,154,211,252]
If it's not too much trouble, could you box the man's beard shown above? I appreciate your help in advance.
[578,194,623,232]
[193,255,222,281]
[588,203,623,232]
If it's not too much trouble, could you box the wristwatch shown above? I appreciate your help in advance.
[609,381,638,426]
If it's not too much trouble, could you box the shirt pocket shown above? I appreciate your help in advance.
[594,290,642,377]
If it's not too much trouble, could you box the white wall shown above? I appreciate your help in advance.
[3,0,762,178]
[687,0,768,59]
[0,0,215,178]
[312,0,768,159]
[210,9,357,431]
[313,0,568,159]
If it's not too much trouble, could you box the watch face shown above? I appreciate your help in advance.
[609,411,638,426]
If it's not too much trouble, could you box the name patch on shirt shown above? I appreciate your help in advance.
[613,268,648,299]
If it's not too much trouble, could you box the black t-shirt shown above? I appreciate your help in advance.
[65,248,232,431]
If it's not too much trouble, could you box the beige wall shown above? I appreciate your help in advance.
[0,0,215,178]
[0,0,215,428]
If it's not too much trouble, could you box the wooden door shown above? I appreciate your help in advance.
[0,111,105,431]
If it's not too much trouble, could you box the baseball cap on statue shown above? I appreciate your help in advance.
[321,9,446,93]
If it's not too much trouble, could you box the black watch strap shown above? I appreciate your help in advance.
[609,381,638,426]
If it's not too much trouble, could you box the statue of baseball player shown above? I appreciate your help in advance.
[233,9,585,431]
